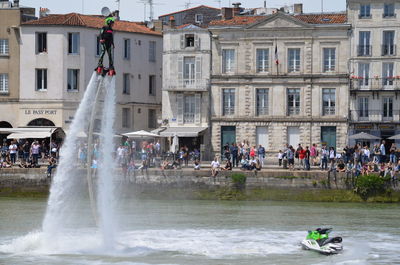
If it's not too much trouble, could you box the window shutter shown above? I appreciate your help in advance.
[195,93,201,124]
[194,34,200,50]
[178,56,184,82]
[180,34,185,49]
[195,56,202,81]
[177,93,184,124]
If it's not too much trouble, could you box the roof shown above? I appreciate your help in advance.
[159,5,220,18]
[23,13,161,36]
[176,23,203,29]
[209,12,347,26]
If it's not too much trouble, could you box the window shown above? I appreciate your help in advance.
[358,97,369,118]
[183,57,195,85]
[287,88,300,115]
[222,49,235,73]
[148,109,156,128]
[256,89,269,116]
[384,3,395,18]
[288,48,300,72]
[0,74,8,93]
[184,95,195,123]
[122,108,131,128]
[322,88,335,115]
[382,31,395,56]
[36,32,47,53]
[96,35,103,56]
[123,73,130,94]
[36,69,47,91]
[256,49,269,73]
[359,4,371,18]
[195,14,203,23]
[124,39,131,59]
[149,75,156,95]
[0,39,9,55]
[68,33,80,54]
[67,69,79,91]
[358,63,370,87]
[185,34,194,47]
[382,62,394,86]
[383,97,393,118]
[149,41,156,62]
[223,88,235,115]
[358,31,371,56]
[323,48,336,72]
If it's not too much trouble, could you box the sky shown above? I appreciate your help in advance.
[19,0,347,21]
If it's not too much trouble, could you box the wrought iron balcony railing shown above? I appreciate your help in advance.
[350,77,400,90]
[164,79,209,91]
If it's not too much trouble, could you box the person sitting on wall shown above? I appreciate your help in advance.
[211,157,220,177]
[222,159,232,171]
[253,158,262,171]
[193,160,201,170]
[46,157,57,178]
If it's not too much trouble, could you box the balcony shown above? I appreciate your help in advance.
[350,110,400,122]
[164,79,209,91]
[357,45,372,56]
[350,77,400,90]
[382,45,396,56]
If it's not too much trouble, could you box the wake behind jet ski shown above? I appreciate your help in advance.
[301,228,343,255]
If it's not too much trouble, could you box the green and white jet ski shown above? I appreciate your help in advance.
[301,228,343,255]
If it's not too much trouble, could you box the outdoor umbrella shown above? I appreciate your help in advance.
[348,132,380,140]
[170,134,179,153]
[388,134,400,140]
[122,130,160,138]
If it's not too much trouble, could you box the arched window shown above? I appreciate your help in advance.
[0,121,12,128]
[27,118,55,127]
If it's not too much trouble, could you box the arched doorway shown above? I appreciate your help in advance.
[27,118,55,127]
[0,121,12,128]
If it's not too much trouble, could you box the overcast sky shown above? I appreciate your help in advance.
[19,0,347,21]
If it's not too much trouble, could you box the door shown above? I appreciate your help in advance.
[287,126,300,147]
[256,126,269,149]
[321,126,336,149]
[221,126,236,154]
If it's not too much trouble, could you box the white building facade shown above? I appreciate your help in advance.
[208,12,351,155]
[348,0,400,149]
[19,13,162,133]
[161,25,211,157]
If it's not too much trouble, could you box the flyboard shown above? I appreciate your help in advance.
[86,6,117,225]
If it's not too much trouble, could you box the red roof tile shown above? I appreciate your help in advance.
[23,13,161,36]
[159,5,220,18]
[294,13,347,24]
[209,12,347,26]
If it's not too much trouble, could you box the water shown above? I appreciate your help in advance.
[1,198,399,265]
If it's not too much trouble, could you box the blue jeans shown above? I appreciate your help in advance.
[305,159,310,170]
[321,157,328,170]
[390,154,397,164]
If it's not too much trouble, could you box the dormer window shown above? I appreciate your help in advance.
[185,34,194,47]
[195,14,203,24]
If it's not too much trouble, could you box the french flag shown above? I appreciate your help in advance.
[275,44,279,65]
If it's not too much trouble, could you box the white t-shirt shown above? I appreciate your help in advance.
[9,144,17,154]
[211,161,220,168]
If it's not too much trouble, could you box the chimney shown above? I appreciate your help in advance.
[113,10,120,20]
[39,7,50,18]
[232,2,241,16]
[169,16,176,28]
[264,1,266,8]
[13,0,18,7]
[294,3,303,14]
[221,7,233,20]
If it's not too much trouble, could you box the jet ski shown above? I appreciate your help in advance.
[301,228,343,255]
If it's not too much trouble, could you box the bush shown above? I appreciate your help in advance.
[354,174,390,201]
[230,173,247,190]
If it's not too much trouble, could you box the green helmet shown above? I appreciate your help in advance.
[105,16,116,26]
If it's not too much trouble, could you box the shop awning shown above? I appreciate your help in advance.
[4,127,60,139]
[160,127,207,137]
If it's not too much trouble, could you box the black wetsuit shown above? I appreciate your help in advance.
[98,24,114,69]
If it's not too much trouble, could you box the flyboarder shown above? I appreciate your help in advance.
[96,13,116,76]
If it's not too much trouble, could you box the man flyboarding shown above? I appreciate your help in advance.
[96,14,116,76]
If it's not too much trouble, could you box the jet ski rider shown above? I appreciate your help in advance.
[97,15,116,75]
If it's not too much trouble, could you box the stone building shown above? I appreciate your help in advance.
[208,11,351,155]
[347,0,400,149]
[159,5,220,27]
[0,0,35,130]
[160,24,211,157]
[19,13,162,133]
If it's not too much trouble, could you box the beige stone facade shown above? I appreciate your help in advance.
[208,12,351,155]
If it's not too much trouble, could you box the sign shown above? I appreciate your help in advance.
[24,109,57,115]
[378,125,395,130]
[355,124,373,129]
